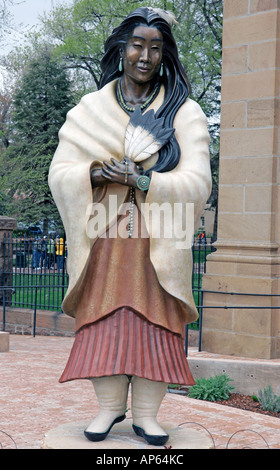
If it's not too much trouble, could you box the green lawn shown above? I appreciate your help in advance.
[11,272,68,312]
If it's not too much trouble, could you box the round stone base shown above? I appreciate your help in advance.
[41,418,213,449]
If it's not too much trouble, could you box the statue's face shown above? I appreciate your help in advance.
[122,25,163,84]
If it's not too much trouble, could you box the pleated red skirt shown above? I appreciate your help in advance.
[59,307,195,385]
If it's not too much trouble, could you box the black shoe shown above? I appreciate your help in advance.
[132,424,169,446]
[84,414,126,442]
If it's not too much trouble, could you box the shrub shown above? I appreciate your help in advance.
[188,374,235,402]
[257,385,280,412]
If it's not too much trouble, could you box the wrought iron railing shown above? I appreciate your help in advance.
[1,233,68,310]
[0,233,214,339]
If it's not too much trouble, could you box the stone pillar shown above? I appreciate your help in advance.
[201,0,280,359]
[0,216,17,304]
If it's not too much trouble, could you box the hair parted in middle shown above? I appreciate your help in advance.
[99,7,191,175]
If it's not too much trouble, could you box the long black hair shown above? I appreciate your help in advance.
[99,7,191,175]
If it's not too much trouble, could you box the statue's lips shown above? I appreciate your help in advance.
[136,66,152,73]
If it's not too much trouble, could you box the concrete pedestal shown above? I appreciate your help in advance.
[0,331,9,352]
[41,419,213,449]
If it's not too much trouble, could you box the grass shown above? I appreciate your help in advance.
[10,271,68,312]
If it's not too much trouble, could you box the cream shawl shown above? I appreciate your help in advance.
[48,80,211,322]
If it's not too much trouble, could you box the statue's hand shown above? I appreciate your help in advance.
[101,157,143,187]
[90,167,107,188]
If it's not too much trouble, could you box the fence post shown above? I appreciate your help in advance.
[33,286,38,337]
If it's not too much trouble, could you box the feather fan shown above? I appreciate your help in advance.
[124,106,175,162]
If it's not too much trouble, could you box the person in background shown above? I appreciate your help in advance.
[41,235,48,268]
[55,235,64,271]
[47,237,55,269]
[197,231,206,245]
[32,237,42,269]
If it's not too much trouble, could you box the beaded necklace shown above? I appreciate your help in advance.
[116,79,160,115]
[116,79,159,238]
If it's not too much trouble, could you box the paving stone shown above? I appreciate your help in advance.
[1,335,280,450]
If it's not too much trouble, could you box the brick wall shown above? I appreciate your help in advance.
[0,307,75,337]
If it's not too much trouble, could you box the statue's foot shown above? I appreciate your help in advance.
[131,376,169,446]
[84,414,126,442]
[84,375,129,442]
[132,422,169,446]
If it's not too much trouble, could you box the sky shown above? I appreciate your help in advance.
[10,0,61,27]
[3,0,72,53]
[0,0,73,87]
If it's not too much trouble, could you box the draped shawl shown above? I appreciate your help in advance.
[48,80,211,327]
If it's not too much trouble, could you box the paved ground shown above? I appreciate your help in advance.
[1,334,280,450]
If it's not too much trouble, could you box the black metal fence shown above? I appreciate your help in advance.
[1,233,68,311]
[0,232,214,338]
[191,235,215,328]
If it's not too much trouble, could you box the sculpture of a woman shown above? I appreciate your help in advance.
[49,7,211,446]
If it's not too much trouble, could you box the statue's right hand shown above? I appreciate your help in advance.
[90,168,108,188]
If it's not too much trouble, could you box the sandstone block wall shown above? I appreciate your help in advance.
[201,0,280,359]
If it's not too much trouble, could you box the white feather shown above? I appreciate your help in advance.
[125,124,164,161]
[126,125,147,155]
[148,7,178,26]
[124,107,175,162]
[127,127,153,157]
[133,142,163,162]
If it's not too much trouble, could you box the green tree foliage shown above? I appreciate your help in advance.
[41,0,145,90]
[0,49,74,229]
[0,88,12,150]
[0,0,223,228]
